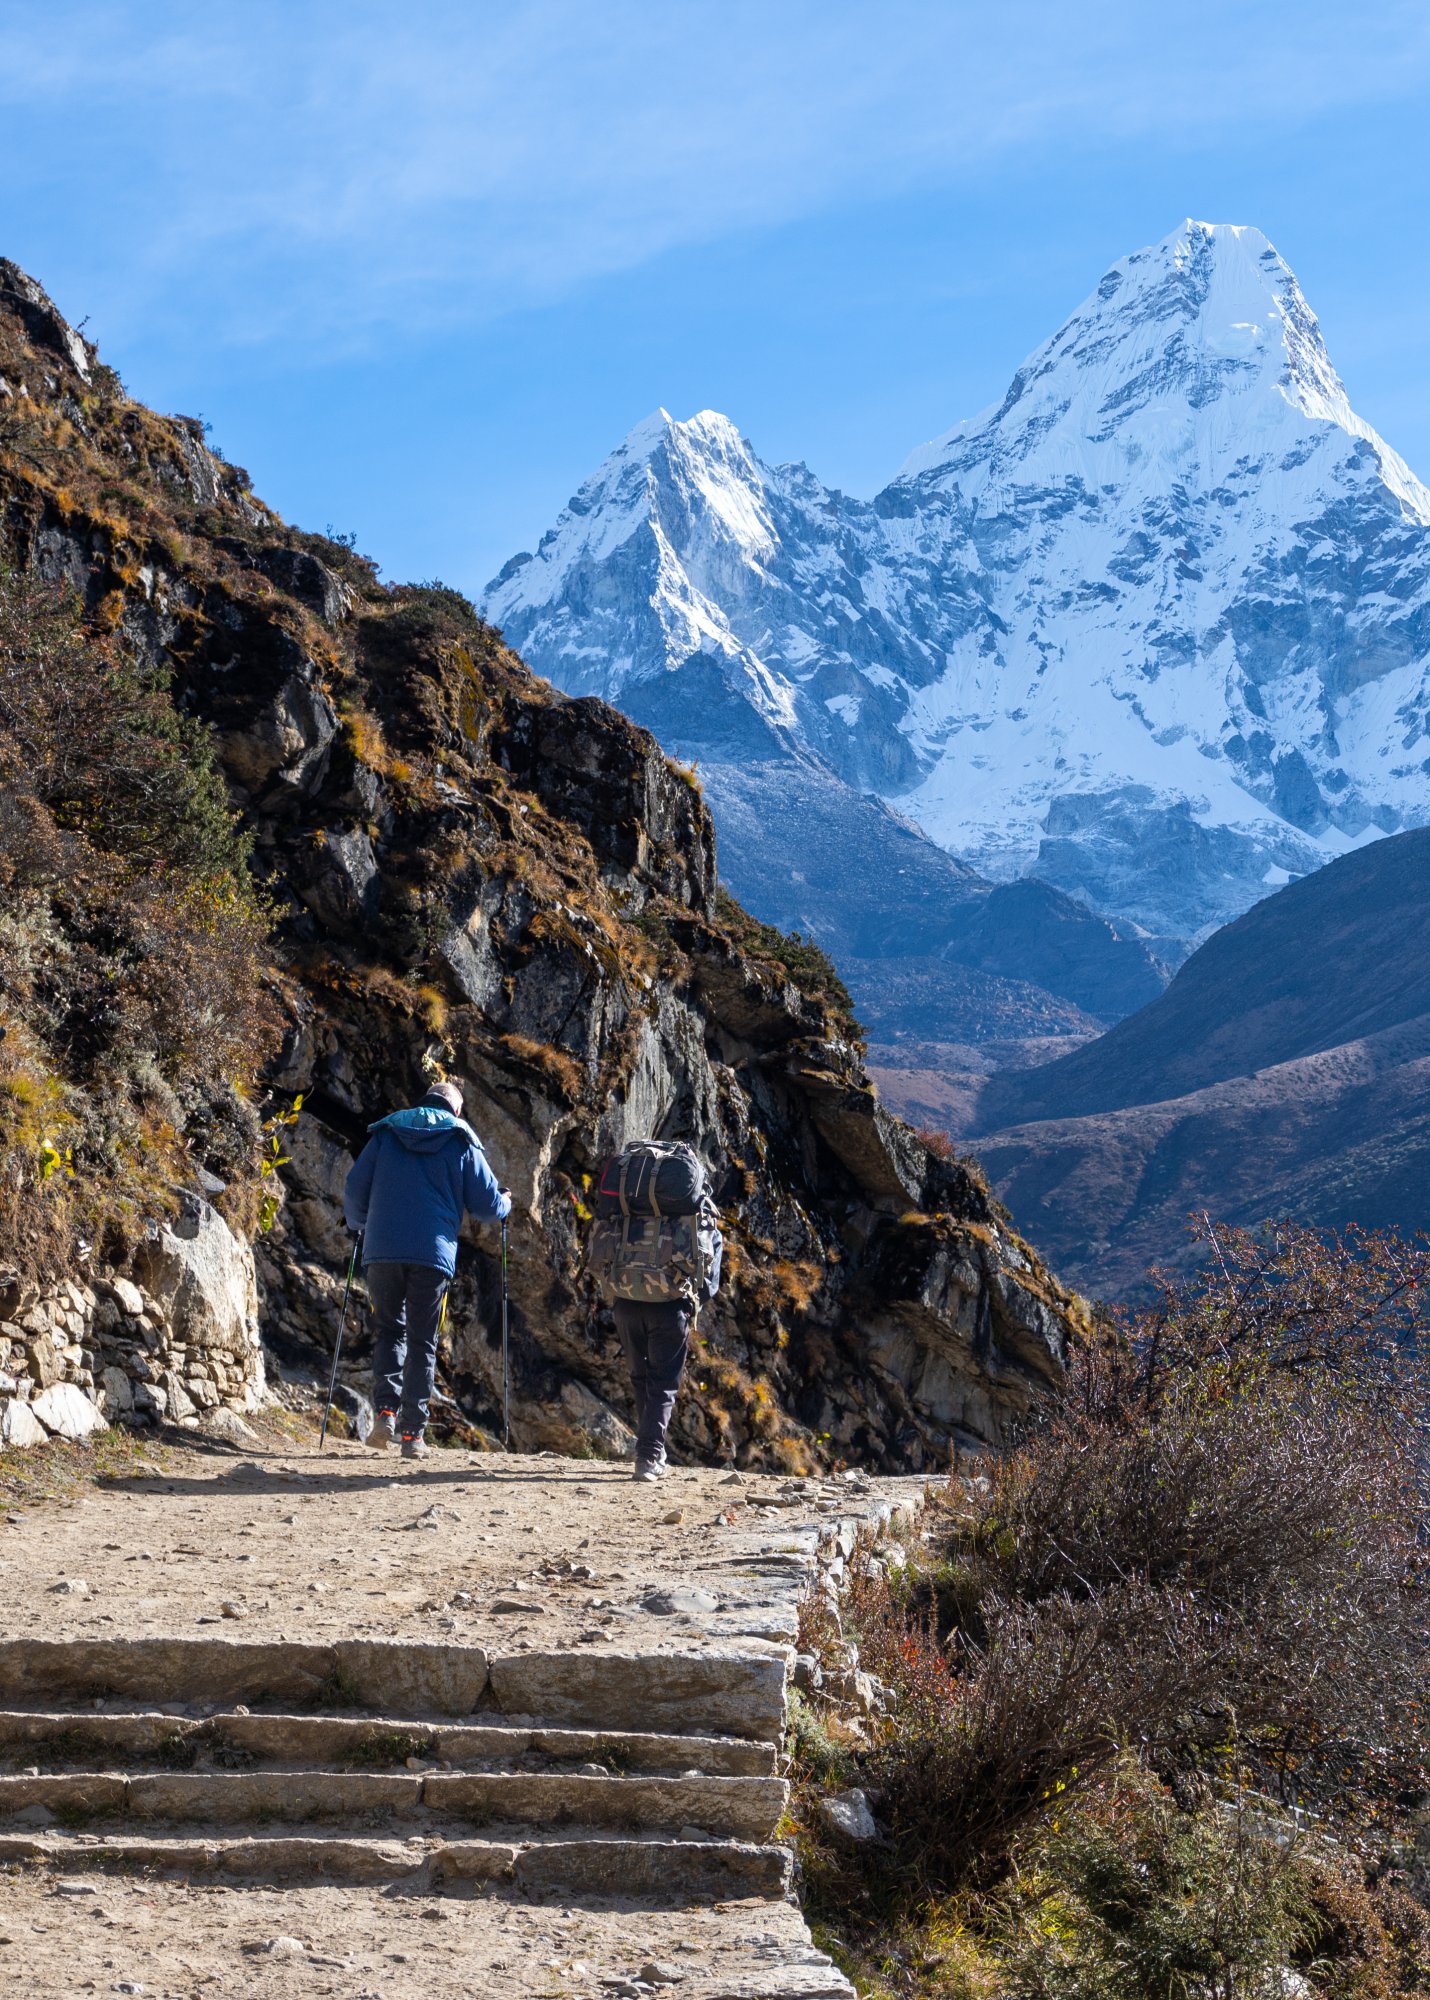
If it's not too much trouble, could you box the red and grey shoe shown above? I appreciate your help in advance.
[370,1409,398,1452]
[401,1432,431,1460]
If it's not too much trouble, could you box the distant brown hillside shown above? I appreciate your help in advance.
[961,829,1430,1295]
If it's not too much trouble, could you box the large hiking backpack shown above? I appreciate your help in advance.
[585,1140,719,1308]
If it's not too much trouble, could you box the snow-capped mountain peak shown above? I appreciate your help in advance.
[482,222,1430,955]
[491,406,775,601]
[485,401,815,750]
[900,220,1428,520]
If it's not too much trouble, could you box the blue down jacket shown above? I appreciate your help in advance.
[343,1105,511,1276]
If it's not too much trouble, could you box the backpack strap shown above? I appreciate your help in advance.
[618,1153,632,1218]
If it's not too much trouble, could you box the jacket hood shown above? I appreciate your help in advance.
[370,1105,483,1156]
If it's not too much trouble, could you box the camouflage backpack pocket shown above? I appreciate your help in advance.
[586,1211,710,1306]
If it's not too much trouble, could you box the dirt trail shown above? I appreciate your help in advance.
[0,1423,931,1997]
[0,1427,926,1655]
[0,1870,856,1997]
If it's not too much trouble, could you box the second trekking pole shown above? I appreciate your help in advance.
[319,1233,361,1449]
[501,1216,510,1448]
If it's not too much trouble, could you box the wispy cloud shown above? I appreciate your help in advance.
[5,0,1430,351]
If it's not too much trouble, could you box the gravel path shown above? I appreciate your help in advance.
[0,1427,927,1656]
[0,1422,931,1997]
[0,1871,853,1997]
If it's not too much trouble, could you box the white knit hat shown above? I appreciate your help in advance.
[424,1079,464,1115]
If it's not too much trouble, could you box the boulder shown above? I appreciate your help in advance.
[202,1409,259,1445]
[298,827,381,931]
[223,672,337,795]
[0,1398,47,1449]
[133,1197,264,1408]
[22,1335,62,1390]
[558,1379,636,1458]
[819,1787,879,1842]
[162,1373,197,1422]
[99,1367,133,1415]
[252,546,352,625]
[30,1382,107,1441]
[102,1277,146,1319]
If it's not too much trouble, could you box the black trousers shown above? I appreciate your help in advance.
[612,1298,691,1464]
[367,1261,449,1436]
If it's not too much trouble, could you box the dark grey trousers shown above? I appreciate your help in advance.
[367,1261,449,1437]
[613,1298,691,1464]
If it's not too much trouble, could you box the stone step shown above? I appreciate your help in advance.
[0,1826,793,1900]
[0,1707,779,1777]
[0,1637,789,1739]
[0,1766,789,1840]
[0,1632,800,1913]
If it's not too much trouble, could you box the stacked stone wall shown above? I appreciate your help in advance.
[0,1200,264,1452]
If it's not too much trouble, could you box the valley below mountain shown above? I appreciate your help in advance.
[958,828,1430,1295]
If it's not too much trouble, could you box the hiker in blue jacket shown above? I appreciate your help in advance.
[343,1079,511,1458]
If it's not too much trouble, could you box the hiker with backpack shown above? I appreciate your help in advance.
[343,1079,511,1459]
[587,1138,724,1482]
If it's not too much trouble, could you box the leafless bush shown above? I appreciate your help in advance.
[1097,1214,1430,1419]
[836,1220,1430,1893]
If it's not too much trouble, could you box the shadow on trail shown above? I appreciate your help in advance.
[94,1460,642,1498]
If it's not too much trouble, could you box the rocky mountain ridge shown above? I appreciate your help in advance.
[0,257,1080,1469]
[484,219,1430,969]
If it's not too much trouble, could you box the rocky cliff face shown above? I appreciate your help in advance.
[484,221,1430,959]
[0,259,1080,1469]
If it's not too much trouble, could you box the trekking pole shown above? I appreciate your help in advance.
[319,1233,361,1449]
[501,1216,511,1449]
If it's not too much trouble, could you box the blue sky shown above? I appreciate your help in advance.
[4,0,1430,594]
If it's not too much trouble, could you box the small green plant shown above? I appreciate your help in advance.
[157,1730,198,1770]
[256,1092,302,1233]
[346,1727,435,1769]
[787,1687,855,1789]
[314,1664,363,1711]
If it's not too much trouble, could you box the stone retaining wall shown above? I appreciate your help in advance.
[0,1198,264,1451]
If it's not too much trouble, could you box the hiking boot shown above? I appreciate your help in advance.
[369,1409,398,1452]
[633,1458,665,1483]
[401,1433,431,1461]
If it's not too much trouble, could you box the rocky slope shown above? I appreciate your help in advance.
[961,828,1430,1296]
[0,258,1081,1468]
[484,219,1430,968]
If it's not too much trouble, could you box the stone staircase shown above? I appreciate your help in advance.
[0,1634,798,1904]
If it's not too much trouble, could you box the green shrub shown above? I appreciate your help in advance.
[0,562,278,1272]
[0,564,252,880]
[991,1762,1318,2000]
